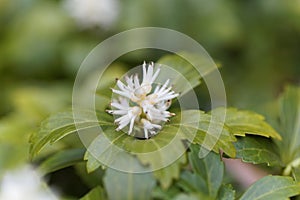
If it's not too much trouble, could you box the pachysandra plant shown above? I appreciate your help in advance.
[29,54,300,200]
[107,62,178,139]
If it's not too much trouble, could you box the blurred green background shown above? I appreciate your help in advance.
[0,0,299,181]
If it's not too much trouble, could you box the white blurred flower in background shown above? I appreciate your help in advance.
[63,0,119,29]
[0,166,58,200]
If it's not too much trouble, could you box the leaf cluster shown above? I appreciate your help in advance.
[29,55,300,199]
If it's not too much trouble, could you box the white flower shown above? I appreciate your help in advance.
[63,0,119,29]
[107,62,179,139]
[0,166,58,200]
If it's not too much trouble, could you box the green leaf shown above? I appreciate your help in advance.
[84,152,102,174]
[277,86,300,164]
[87,139,154,200]
[104,168,156,200]
[217,184,235,200]
[188,145,224,198]
[153,154,187,189]
[38,148,85,175]
[178,145,225,199]
[30,111,75,157]
[240,176,300,200]
[172,110,237,157]
[32,107,237,182]
[178,171,208,194]
[84,131,127,173]
[234,136,282,166]
[80,186,106,200]
[33,108,236,176]
[84,124,184,174]
[212,107,282,140]
[85,108,236,174]
[29,109,111,157]
[157,53,202,96]
[292,167,300,183]
[152,186,181,200]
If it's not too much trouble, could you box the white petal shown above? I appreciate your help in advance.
[115,114,129,123]
[146,63,153,82]
[151,67,160,83]
[116,80,126,91]
[128,117,135,134]
[116,118,130,130]
[143,127,149,139]
[134,75,140,88]
[111,102,129,110]
[108,110,128,115]
[142,61,147,81]
[112,89,132,99]
[125,76,134,89]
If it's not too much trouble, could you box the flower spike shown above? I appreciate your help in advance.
[107,62,178,138]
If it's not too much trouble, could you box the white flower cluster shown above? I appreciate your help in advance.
[107,62,179,139]
[0,166,58,200]
[63,0,119,29]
